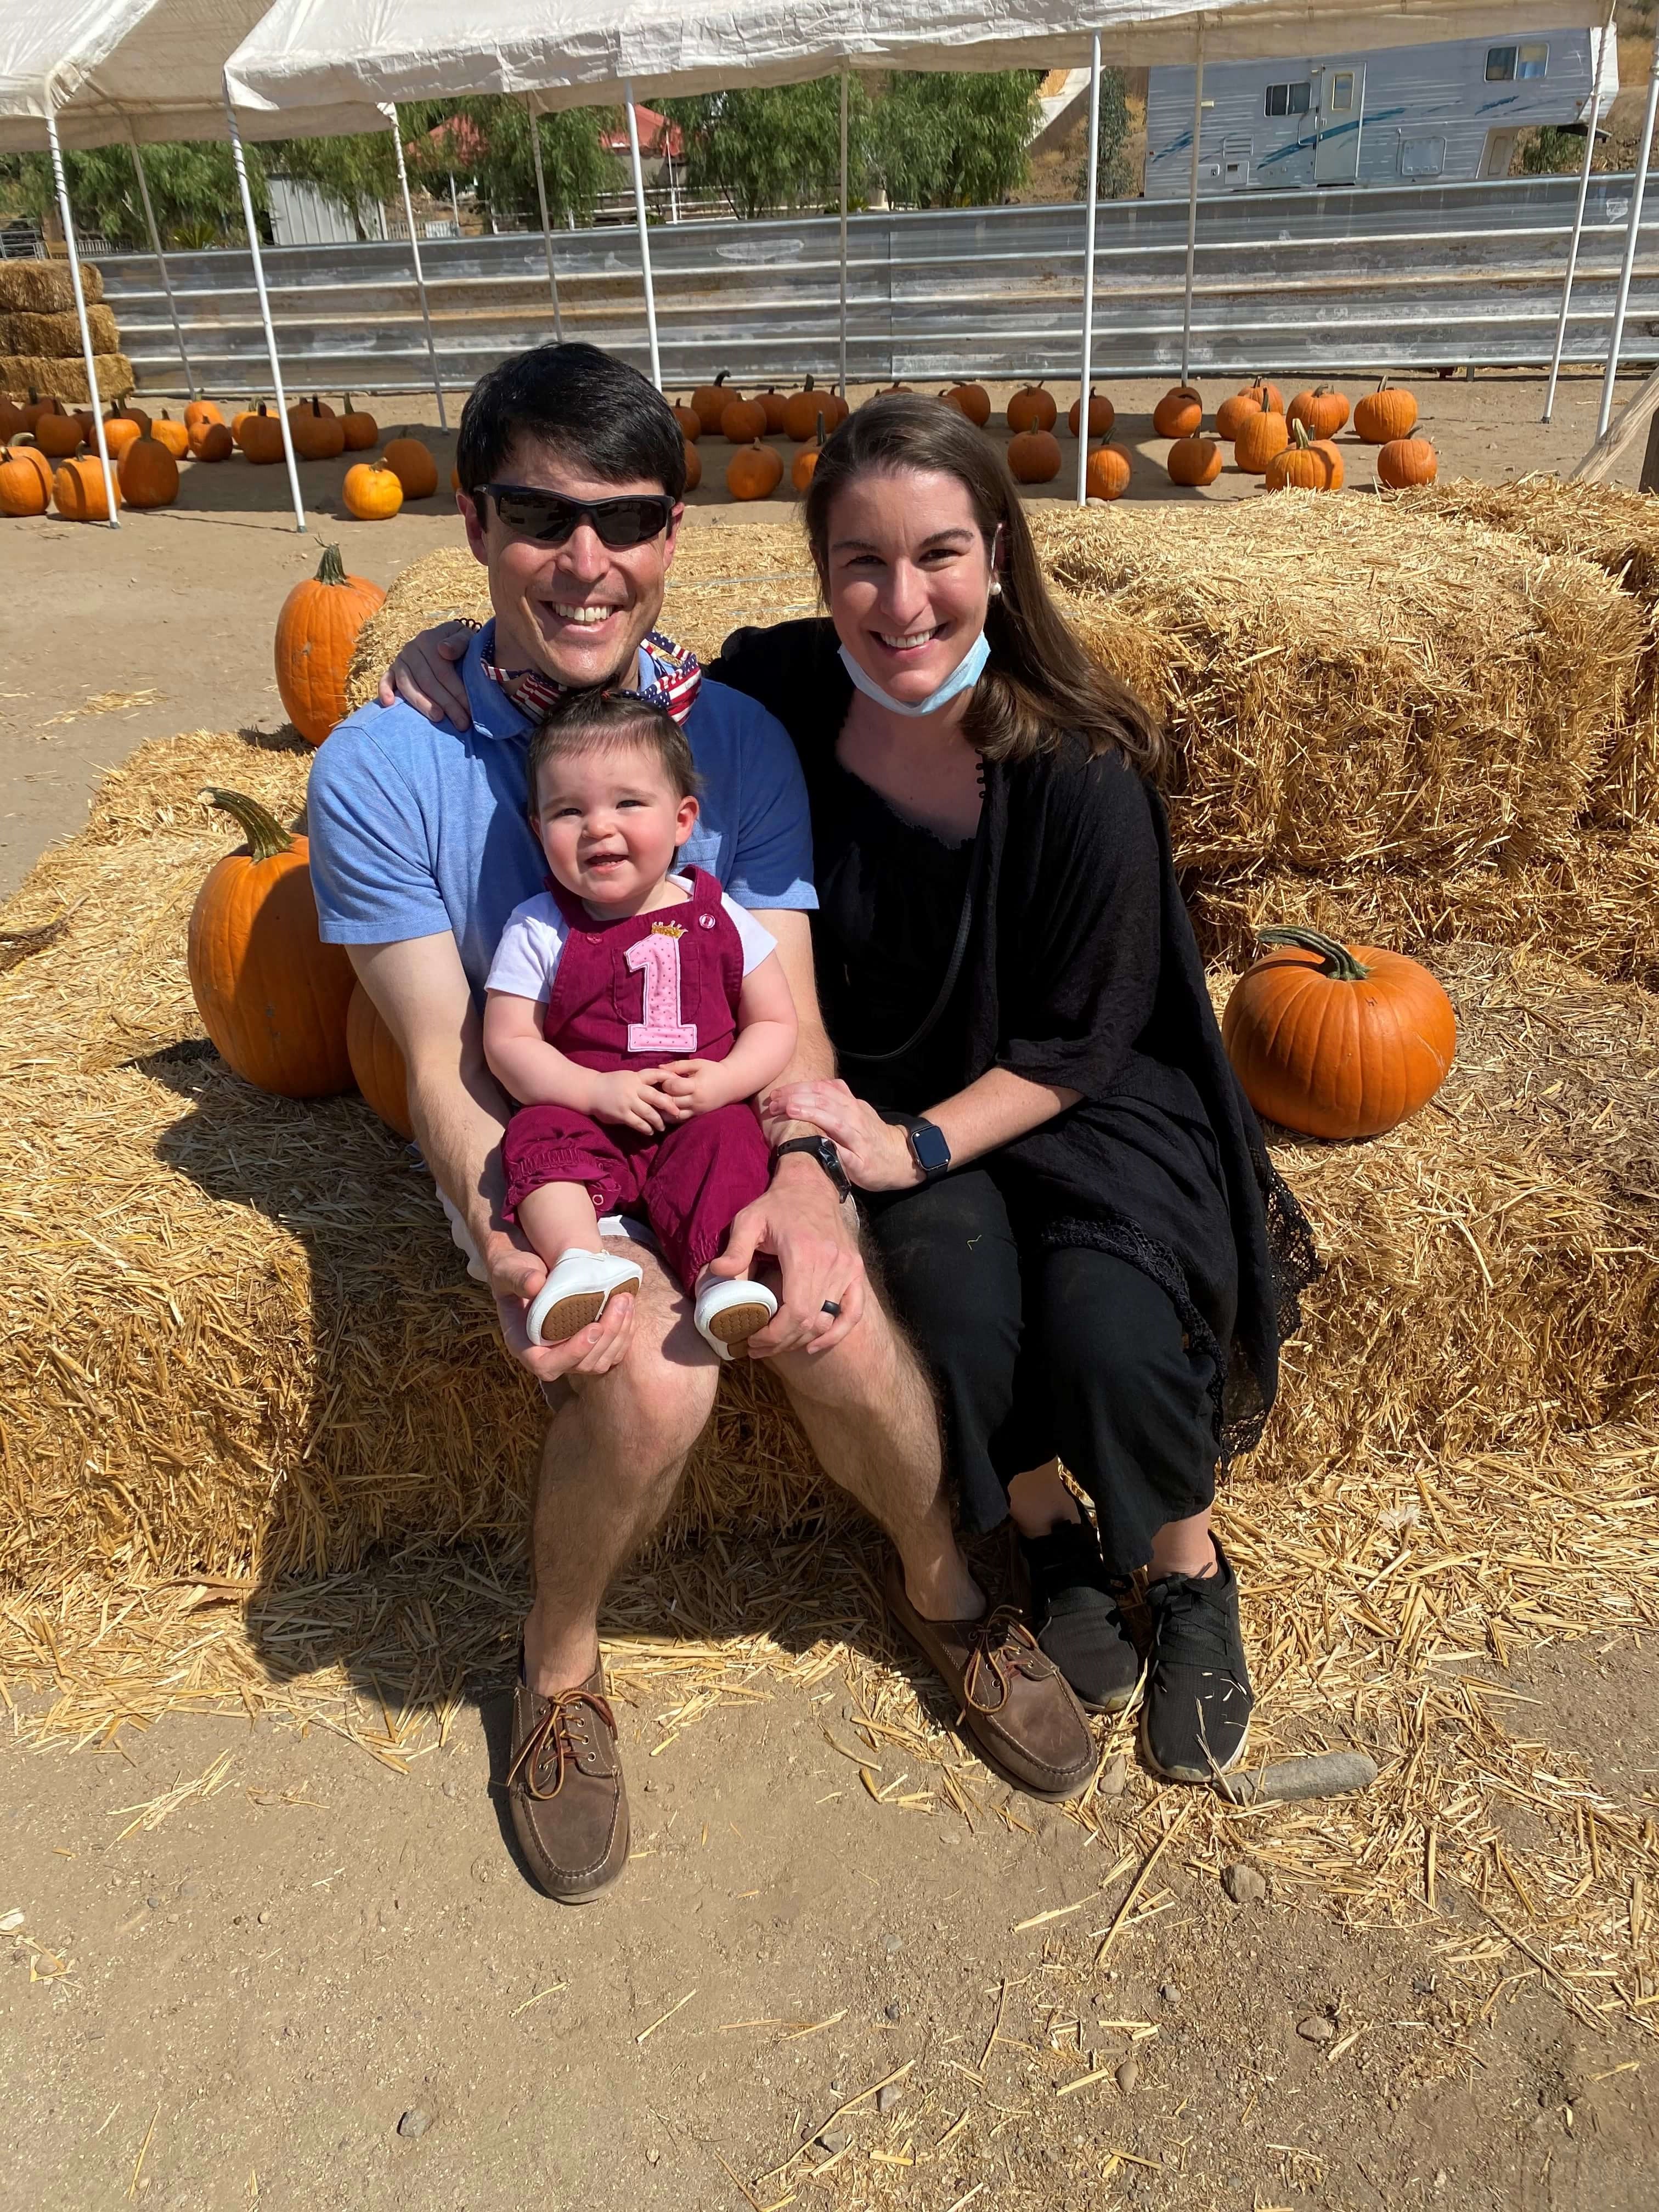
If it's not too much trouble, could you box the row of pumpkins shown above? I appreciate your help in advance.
[0,388,439,521]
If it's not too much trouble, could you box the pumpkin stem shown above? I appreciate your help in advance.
[816,409,825,447]
[1291,420,1313,449]
[315,542,348,586]
[1256,925,1370,981]
[200,787,294,864]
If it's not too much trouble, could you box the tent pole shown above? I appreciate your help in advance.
[527,100,565,343]
[1598,38,1659,441]
[839,68,850,402]
[125,120,195,399]
[388,103,447,430]
[1544,0,1616,422]
[44,104,119,530]
[221,79,305,533]
[625,83,662,389]
[1180,25,1205,384]
[1076,32,1103,506]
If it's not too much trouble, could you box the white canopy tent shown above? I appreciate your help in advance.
[229,0,1609,505]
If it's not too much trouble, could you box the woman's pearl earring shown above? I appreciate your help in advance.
[990,575,1003,598]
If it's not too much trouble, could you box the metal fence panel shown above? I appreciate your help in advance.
[92,174,1659,397]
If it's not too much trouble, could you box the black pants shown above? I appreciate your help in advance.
[862,1166,1220,1571]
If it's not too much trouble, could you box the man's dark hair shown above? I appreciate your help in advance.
[526,690,700,815]
[456,342,687,502]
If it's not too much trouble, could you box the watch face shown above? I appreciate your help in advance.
[911,1121,951,1176]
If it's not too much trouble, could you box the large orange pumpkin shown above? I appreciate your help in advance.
[382,435,438,497]
[691,373,738,427]
[100,415,144,462]
[784,375,840,441]
[1216,382,1283,443]
[681,437,703,492]
[241,405,286,465]
[726,441,784,500]
[1085,442,1132,500]
[190,420,234,462]
[1007,383,1057,435]
[945,381,991,427]
[1007,428,1062,483]
[1068,388,1115,438]
[187,787,355,1099]
[52,456,121,520]
[1232,403,1291,476]
[112,397,151,438]
[0,396,24,441]
[754,386,790,434]
[22,394,61,434]
[149,411,190,459]
[1152,384,1204,439]
[292,397,346,462]
[1221,926,1456,1140]
[33,411,82,459]
[275,542,387,745]
[116,434,181,508]
[719,395,768,443]
[1353,379,1418,445]
[339,394,379,450]
[672,397,702,442]
[1376,435,1438,489]
[1287,384,1350,438]
[792,411,828,493]
[346,981,414,1138]
[1266,420,1344,492]
[184,399,224,436]
[342,460,404,520]
[0,443,50,516]
[1167,435,1222,487]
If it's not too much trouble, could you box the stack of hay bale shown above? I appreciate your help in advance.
[0,258,135,408]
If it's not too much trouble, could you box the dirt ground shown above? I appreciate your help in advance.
[3,366,1657,2211]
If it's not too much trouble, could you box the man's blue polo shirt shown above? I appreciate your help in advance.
[307,622,816,1002]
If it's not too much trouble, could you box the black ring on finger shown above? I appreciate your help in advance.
[820,1300,842,1319]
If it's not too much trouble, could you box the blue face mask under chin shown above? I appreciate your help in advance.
[838,630,991,719]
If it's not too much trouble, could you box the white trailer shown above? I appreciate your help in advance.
[1143,24,1617,198]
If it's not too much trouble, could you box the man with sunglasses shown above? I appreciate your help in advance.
[306,345,968,1904]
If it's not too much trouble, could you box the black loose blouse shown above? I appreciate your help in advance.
[708,618,1318,1460]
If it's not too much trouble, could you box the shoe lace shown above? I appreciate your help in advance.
[961,1605,1052,1714]
[1149,1575,1238,1674]
[507,1688,616,1802]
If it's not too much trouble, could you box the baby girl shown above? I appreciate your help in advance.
[483,689,798,1356]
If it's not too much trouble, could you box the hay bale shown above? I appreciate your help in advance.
[0,260,103,312]
[2,730,1654,1601]
[0,305,121,357]
[1392,475,1659,831]
[0,351,135,406]
[1037,501,1643,879]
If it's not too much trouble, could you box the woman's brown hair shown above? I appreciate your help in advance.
[802,394,1164,780]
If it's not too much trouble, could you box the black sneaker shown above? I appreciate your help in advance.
[1141,1541,1253,1782]
[1019,1519,1142,1716]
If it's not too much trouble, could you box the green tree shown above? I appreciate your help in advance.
[870,71,1042,208]
[0,140,261,249]
[661,81,866,219]
[405,99,613,228]
[1070,68,1137,200]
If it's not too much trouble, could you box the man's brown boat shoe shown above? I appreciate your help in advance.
[882,1553,1097,1800]
[506,1654,629,1902]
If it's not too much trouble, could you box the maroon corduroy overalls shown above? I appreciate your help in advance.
[501,866,771,1294]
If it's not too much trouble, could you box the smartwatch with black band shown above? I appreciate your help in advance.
[773,1134,854,1203]
[882,1112,952,1184]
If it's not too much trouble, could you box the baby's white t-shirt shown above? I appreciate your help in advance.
[486,874,777,1005]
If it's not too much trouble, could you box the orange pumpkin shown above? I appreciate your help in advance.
[0,444,50,516]
[116,434,180,508]
[672,398,702,442]
[112,397,151,438]
[1375,435,1438,489]
[945,381,991,427]
[725,441,784,500]
[33,411,82,459]
[346,981,414,1138]
[681,437,702,493]
[1085,442,1132,500]
[1068,388,1115,438]
[382,436,437,498]
[292,397,346,462]
[719,395,768,443]
[190,420,234,462]
[339,394,379,450]
[1287,384,1350,438]
[1216,382,1284,443]
[22,393,60,433]
[1265,419,1344,492]
[52,455,121,521]
[187,788,356,1099]
[1353,379,1418,445]
[1232,403,1290,476]
[1221,926,1455,1140]
[1167,435,1222,487]
[342,460,404,520]
[783,376,831,441]
[287,394,336,422]
[241,405,286,466]
[1153,384,1204,439]
[184,399,224,435]
[149,411,190,459]
[1007,428,1062,484]
[99,415,144,461]
[275,541,388,746]
[691,373,738,427]
[1007,383,1057,435]
[792,411,827,493]
[0,396,24,441]
[231,405,259,449]
[755,386,790,434]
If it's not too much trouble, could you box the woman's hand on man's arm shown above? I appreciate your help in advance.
[771,1065,1080,1192]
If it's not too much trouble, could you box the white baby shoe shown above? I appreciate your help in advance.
[526,1248,646,1346]
[694,1275,778,1361]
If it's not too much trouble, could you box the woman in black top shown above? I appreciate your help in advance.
[707,397,1315,1782]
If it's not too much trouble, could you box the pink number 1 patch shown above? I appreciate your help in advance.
[625,932,697,1053]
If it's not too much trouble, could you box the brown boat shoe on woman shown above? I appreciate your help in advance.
[506,1654,630,1903]
[882,1553,1097,1800]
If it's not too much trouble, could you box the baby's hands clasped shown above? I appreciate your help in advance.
[589,1067,686,1135]
[656,1059,737,1116]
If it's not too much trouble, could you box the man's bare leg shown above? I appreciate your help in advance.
[524,1242,719,1694]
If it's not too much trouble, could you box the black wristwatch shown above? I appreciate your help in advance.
[882,1112,952,1184]
[774,1134,854,1203]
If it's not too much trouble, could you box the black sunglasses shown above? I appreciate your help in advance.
[478,482,676,549]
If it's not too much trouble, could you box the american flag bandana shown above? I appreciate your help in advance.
[481,628,702,725]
